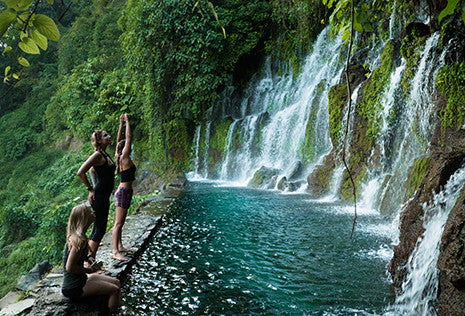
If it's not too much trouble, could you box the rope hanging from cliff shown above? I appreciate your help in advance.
[342,0,357,239]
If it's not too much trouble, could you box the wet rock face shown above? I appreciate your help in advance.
[388,112,465,313]
[436,186,465,315]
[388,151,465,289]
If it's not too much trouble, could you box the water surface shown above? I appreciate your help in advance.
[122,182,394,315]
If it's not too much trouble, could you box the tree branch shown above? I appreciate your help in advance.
[22,0,42,33]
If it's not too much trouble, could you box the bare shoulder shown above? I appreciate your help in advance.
[88,151,106,166]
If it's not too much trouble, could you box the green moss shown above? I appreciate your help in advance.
[166,119,191,170]
[328,83,348,146]
[210,119,233,156]
[341,163,368,202]
[358,41,395,144]
[407,157,431,198]
[436,62,465,130]
[401,35,427,93]
[317,164,334,191]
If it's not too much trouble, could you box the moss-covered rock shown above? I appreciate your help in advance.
[307,154,336,198]
[302,80,326,162]
[165,119,192,170]
[327,84,348,147]
[209,117,234,165]
[357,41,395,145]
[406,156,431,198]
[248,166,279,189]
[400,23,429,92]
[436,62,465,131]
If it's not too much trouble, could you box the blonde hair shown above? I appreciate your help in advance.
[91,130,105,152]
[66,204,92,252]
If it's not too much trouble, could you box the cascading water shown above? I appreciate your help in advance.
[190,27,345,184]
[186,18,457,315]
[385,164,465,315]
[362,32,446,214]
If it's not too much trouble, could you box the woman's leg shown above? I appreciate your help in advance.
[89,193,110,258]
[112,205,129,261]
[82,274,121,309]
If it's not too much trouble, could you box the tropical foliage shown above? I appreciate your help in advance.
[0,0,463,299]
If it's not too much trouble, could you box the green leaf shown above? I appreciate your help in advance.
[2,0,20,8]
[354,13,363,33]
[0,8,17,37]
[5,65,10,76]
[17,0,34,10]
[46,0,53,4]
[207,1,226,38]
[17,12,31,26]
[438,0,460,23]
[18,37,40,54]
[18,57,30,67]
[12,73,19,79]
[2,46,12,55]
[31,28,48,50]
[32,14,60,41]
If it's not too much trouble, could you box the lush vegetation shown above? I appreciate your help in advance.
[0,0,464,300]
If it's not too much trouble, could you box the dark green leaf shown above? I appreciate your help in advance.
[0,8,16,37]
[438,0,460,23]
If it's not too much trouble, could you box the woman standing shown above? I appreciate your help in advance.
[112,114,136,261]
[62,204,121,311]
[77,129,116,260]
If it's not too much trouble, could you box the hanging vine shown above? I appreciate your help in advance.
[343,0,357,239]
[323,0,358,238]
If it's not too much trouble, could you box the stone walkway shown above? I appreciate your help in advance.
[0,178,185,316]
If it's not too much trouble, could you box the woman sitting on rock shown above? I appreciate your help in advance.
[62,203,121,311]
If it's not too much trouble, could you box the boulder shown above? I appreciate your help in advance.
[248,166,280,189]
[287,161,304,180]
[17,261,53,292]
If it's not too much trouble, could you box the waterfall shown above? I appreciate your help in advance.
[192,125,201,176]
[202,121,212,178]
[385,164,465,315]
[198,27,346,185]
[359,32,446,213]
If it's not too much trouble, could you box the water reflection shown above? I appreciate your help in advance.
[122,183,394,315]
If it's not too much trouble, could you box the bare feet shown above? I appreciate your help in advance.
[113,252,128,262]
[119,247,133,253]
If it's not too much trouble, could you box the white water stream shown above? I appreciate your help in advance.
[385,165,465,315]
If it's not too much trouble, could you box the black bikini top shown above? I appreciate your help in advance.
[120,164,136,183]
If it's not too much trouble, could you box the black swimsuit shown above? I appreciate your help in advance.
[62,244,87,299]
[89,151,115,243]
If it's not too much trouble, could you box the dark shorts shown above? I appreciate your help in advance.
[114,186,133,209]
[62,286,83,300]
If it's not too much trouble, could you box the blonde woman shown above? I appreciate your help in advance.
[77,130,116,259]
[112,114,136,261]
[62,204,121,310]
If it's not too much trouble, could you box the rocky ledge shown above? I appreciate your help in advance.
[0,174,187,316]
